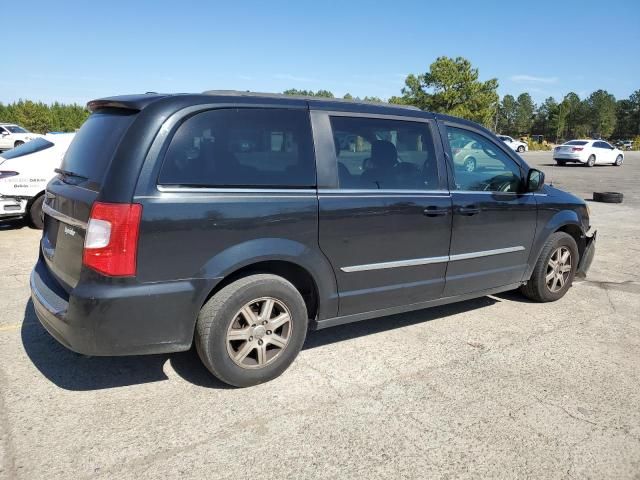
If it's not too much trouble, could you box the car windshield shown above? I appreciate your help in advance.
[0,137,54,159]
[4,125,29,134]
[564,140,588,146]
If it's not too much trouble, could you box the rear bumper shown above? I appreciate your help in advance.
[554,154,586,163]
[576,230,596,278]
[30,256,213,356]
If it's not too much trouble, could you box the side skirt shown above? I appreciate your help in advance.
[312,282,523,330]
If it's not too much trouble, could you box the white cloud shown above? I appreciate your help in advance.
[510,74,558,84]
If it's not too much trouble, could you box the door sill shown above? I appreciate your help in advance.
[313,282,523,330]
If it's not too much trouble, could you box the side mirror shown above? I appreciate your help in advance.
[0,132,8,136]
[526,168,545,192]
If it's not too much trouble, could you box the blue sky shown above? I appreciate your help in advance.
[2,0,638,106]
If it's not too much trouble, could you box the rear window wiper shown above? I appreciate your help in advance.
[54,168,88,180]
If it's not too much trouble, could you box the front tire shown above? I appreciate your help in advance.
[586,155,595,167]
[195,274,308,387]
[520,232,578,302]
[28,195,44,229]
[614,155,623,166]
[14,140,24,148]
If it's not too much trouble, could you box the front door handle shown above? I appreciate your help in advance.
[458,205,481,216]
[423,206,449,217]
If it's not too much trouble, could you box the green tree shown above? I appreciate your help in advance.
[497,94,517,134]
[514,93,535,135]
[342,93,354,100]
[395,56,499,127]
[587,89,617,138]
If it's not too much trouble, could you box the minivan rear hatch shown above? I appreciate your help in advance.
[42,109,137,291]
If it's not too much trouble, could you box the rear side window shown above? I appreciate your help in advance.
[60,109,136,185]
[330,116,440,190]
[0,137,54,160]
[158,108,315,188]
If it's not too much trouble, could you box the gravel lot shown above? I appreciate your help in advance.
[1,151,639,479]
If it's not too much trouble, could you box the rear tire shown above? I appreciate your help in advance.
[28,195,44,229]
[517,145,525,153]
[520,232,578,302]
[195,274,308,387]
[586,155,595,167]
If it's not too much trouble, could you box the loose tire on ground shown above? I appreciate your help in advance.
[195,274,308,387]
[520,232,578,302]
[593,191,623,203]
[28,195,44,229]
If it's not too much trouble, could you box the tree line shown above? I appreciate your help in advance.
[0,100,89,134]
[2,57,639,142]
[284,57,640,142]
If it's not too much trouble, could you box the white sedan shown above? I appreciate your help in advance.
[553,140,624,167]
[0,133,75,228]
[0,123,42,151]
[498,135,528,153]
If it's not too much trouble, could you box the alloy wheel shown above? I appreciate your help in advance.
[226,297,292,369]
[546,246,572,293]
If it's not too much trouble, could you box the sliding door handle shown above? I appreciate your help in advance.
[423,207,449,217]
[458,205,481,216]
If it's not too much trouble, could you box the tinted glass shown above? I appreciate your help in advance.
[5,125,28,133]
[446,127,522,192]
[0,137,54,159]
[60,109,136,184]
[329,116,440,190]
[565,140,588,146]
[159,109,315,188]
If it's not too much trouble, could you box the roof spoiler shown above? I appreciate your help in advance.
[86,93,170,112]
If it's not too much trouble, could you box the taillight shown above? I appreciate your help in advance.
[83,202,142,276]
[572,147,584,152]
[0,171,19,180]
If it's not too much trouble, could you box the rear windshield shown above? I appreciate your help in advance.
[565,140,588,146]
[0,137,54,159]
[60,109,136,184]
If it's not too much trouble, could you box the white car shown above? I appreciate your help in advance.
[498,135,528,153]
[553,139,624,167]
[0,123,42,151]
[0,133,75,228]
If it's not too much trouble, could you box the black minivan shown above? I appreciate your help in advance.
[31,91,596,387]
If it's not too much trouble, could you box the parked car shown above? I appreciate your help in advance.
[30,91,596,387]
[498,135,528,153]
[0,123,42,151]
[0,133,75,228]
[450,137,510,173]
[621,140,633,151]
[553,139,624,167]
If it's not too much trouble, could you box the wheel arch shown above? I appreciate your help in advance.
[524,210,586,281]
[26,190,45,211]
[197,238,339,325]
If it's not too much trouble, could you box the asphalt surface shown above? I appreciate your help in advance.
[1,151,639,479]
